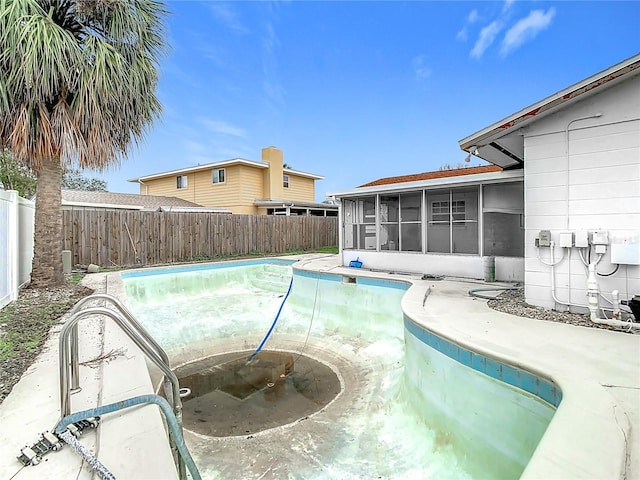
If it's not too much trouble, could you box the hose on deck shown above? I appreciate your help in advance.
[468,285,523,300]
[55,395,201,480]
[58,430,116,480]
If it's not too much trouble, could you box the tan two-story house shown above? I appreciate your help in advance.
[128,146,337,216]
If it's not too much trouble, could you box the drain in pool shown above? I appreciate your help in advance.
[171,350,341,437]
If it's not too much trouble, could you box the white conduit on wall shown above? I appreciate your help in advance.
[547,241,639,331]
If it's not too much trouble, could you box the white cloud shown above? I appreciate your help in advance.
[262,21,286,110]
[456,9,479,41]
[412,55,432,80]
[207,2,249,35]
[502,0,516,14]
[470,21,502,59]
[199,118,247,138]
[500,8,556,56]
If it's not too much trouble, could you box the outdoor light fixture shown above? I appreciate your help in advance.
[464,146,478,163]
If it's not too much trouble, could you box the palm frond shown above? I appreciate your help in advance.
[1,0,168,170]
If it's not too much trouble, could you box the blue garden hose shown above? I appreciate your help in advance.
[247,276,294,362]
[55,394,201,480]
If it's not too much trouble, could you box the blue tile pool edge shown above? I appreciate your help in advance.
[404,316,563,408]
[120,258,297,278]
[294,268,411,290]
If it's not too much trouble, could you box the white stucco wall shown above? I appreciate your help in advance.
[523,73,640,312]
[342,250,524,282]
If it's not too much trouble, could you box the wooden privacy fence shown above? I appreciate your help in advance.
[62,210,338,268]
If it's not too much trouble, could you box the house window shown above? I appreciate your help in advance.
[427,187,478,254]
[431,201,450,223]
[452,201,466,221]
[283,174,290,188]
[212,168,225,184]
[176,175,187,189]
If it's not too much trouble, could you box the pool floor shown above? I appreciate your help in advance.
[174,350,341,437]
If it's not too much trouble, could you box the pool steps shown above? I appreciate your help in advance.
[250,265,292,292]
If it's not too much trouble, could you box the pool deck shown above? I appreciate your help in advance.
[0,254,638,479]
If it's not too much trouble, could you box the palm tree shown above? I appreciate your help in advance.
[0,0,168,287]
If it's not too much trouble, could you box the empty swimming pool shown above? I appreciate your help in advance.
[119,258,556,479]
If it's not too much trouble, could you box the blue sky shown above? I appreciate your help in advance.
[102,0,640,202]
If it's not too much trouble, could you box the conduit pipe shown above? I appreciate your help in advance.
[549,242,574,308]
[565,112,602,230]
[586,263,639,330]
[548,243,639,330]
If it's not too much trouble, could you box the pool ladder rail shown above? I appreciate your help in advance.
[18,293,201,480]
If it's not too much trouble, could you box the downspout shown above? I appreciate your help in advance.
[137,179,149,195]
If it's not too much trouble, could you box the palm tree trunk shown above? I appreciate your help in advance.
[31,159,64,287]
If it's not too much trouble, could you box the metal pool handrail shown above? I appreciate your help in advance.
[66,293,172,391]
[59,304,186,479]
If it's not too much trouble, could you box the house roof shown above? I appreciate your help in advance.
[254,198,338,210]
[359,165,502,187]
[129,158,324,182]
[459,53,640,168]
[61,190,207,211]
[330,165,523,198]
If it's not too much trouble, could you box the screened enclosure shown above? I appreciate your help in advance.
[341,182,523,257]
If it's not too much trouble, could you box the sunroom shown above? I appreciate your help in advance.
[331,166,525,281]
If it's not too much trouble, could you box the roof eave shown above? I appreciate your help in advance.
[283,168,324,180]
[254,199,338,209]
[62,200,145,210]
[330,170,524,198]
[458,54,640,164]
[129,158,268,182]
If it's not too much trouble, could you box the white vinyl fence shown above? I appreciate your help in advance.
[0,190,35,309]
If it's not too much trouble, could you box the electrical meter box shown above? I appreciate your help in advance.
[537,230,551,247]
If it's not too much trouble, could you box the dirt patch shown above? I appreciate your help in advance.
[0,283,93,404]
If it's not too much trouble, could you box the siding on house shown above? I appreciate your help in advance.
[284,174,316,202]
[133,147,332,215]
[523,74,640,309]
[141,175,185,198]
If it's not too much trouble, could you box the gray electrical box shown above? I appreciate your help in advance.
[575,230,589,248]
[538,230,551,247]
[591,230,609,245]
